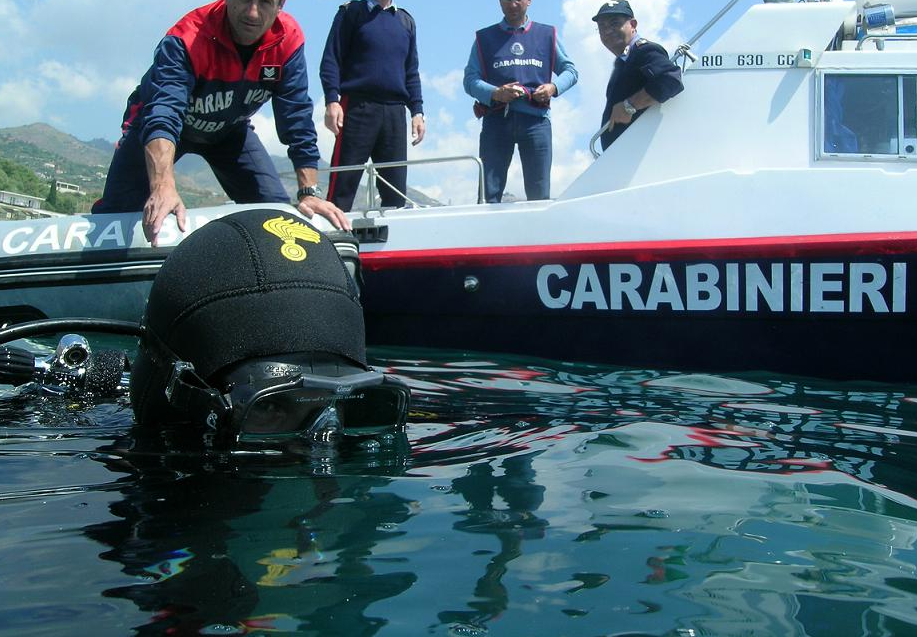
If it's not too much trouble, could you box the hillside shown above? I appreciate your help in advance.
[0,122,442,212]
[1,123,112,168]
[0,123,228,210]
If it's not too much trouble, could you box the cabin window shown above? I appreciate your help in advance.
[822,73,917,158]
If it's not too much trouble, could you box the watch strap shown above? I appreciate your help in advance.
[296,185,321,200]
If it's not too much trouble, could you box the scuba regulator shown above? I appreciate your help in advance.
[0,318,139,397]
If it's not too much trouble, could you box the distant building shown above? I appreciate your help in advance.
[0,190,43,210]
[55,181,84,196]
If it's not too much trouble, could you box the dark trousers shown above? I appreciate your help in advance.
[92,124,289,214]
[480,110,552,203]
[327,97,408,212]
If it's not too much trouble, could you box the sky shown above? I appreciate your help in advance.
[0,0,747,204]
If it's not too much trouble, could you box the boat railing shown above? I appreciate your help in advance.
[588,124,611,160]
[856,32,917,49]
[317,155,486,214]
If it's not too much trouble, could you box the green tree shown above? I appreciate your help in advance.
[46,180,58,208]
[54,194,79,214]
[0,157,46,197]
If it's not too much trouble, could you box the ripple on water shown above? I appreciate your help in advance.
[3,346,917,637]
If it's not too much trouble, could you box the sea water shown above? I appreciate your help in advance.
[1,343,917,636]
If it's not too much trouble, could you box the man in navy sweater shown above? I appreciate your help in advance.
[464,0,578,203]
[93,0,348,246]
[320,0,425,212]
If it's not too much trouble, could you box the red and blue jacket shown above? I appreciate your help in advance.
[126,0,320,168]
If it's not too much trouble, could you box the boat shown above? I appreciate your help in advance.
[2,0,917,381]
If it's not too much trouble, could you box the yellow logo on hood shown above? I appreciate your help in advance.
[263,216,321,262]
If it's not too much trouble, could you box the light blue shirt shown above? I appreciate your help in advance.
[619,32,642,62]
[463,19,579,118]
[366,0,397,11]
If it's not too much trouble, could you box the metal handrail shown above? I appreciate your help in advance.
[686,0,743,48]
[856,33,917,50]
[318,155,486,214]
[589,123,611,160]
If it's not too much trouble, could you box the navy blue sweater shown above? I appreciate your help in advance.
[320,1,423,116]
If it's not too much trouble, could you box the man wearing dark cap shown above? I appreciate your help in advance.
[464,0,578,203]
[92,0,349,246]
[594,0,684,151]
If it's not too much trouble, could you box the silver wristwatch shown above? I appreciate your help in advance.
[296,185,322,200]
[622,99,637,116]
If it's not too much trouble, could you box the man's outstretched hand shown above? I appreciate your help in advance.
[143,183,186,247]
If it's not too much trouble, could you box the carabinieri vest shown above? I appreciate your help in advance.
[475,21,556,107]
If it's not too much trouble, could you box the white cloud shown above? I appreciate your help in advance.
[248,107,337,168]
[0,79,47,128]
[315,114,339,163]
[407,116,482,205]
[437,107,455,128]
[0,0,195,138]
[0,59,144,135]
[26,0,190,74]
[104,76,142,108]
[0,2,23,30]
[425,69,466,101]
[0,0,26,62]
[249,111,287,158]
[39,61,97,100]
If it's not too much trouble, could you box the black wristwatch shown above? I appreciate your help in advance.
[296,185,322,200]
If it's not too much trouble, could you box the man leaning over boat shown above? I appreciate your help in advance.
[92,0,349,246]
[595,1,684,151]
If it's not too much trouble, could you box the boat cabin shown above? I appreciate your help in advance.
[564,0,917,200]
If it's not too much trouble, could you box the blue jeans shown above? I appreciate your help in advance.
[92,124,289,214]
[480,110,552,203]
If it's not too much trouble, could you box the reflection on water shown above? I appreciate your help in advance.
[2,346,917,635]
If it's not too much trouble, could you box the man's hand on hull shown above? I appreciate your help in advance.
[297,196,351,231]
[143,185,187,247]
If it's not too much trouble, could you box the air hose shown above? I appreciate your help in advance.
[0,318,142,345]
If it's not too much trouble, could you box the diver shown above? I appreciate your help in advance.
[0,208,416,633]
[0,208,410,455]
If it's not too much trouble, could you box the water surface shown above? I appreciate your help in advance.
[2,344,917,636]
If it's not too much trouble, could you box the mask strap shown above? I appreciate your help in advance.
[165,361,232,432]
[142,326,233,444]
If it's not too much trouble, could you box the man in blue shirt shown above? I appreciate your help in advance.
[464,0,578,203]
[320,0,425,212]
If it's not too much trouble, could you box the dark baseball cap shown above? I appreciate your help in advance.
[592,1,635,21]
